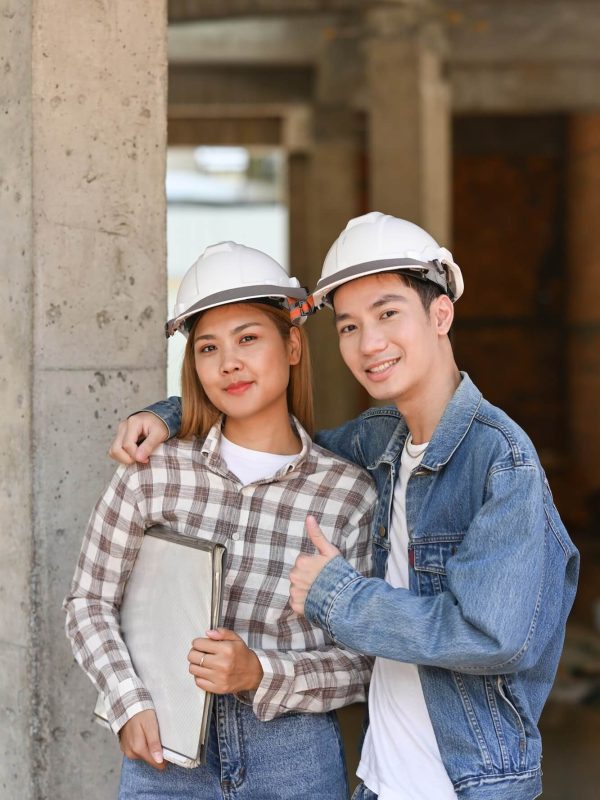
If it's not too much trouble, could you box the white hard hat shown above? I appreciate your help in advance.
[312,212,464,308]
[166,241,309,337]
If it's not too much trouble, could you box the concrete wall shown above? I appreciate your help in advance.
[0,2,168,797]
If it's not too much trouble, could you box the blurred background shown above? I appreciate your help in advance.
[3,1,599,798]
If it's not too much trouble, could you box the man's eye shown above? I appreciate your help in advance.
[381,309,398,320]
[338,324,356,335]
[240,335,257,343]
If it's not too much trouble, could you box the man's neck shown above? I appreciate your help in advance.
[397,361,461,445]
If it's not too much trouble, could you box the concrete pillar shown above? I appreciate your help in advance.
[294,22,366,430]
[0,2,35,796]
[0,2,167,798]
[566,113,600,519]
[366,2,451,243]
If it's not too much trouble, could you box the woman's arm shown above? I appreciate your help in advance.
[63,466,154,734]
[249,486,376,722]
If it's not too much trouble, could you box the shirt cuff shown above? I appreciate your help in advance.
[105,676,155,734]
[247,651,294,721]
[304,555,361,637]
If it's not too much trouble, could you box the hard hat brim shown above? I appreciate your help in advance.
[313,257,455,308]
[166,283,309,337]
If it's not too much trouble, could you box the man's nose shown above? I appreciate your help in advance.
[360,325,387,355]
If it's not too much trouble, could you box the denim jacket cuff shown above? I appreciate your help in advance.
[130,408,174,439]
[304,555,360,637]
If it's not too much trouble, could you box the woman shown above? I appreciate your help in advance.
[64,241,376,800]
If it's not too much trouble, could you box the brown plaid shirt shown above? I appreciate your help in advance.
[64,418,376,733]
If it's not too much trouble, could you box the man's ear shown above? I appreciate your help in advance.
[432,295,454,336]
[288,326,302,365]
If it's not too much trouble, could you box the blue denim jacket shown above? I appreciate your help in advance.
[145,374,578,800]
[307,374,578,800]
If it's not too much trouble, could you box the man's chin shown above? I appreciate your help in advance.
[358,379,400,404]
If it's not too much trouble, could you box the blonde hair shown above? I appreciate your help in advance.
[179,303,314,440]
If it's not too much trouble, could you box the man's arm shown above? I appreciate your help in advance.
[110,397,365,465]
[294,465,578,675]
[248,495,376,722]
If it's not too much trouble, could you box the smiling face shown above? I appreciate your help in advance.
[333,272,454,409]
[191,303,301,429]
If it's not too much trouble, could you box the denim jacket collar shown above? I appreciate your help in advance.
[369,373,482,471]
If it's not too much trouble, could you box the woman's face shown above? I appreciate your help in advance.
[192,303,301,426]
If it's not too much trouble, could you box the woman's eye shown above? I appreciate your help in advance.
[240,334,257,344]
[197,344,216,354]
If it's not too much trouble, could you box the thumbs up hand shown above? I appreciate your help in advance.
[289,516,341,616]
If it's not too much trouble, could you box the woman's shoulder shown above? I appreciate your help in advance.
[117,437,202,483]
[306,441,375,491]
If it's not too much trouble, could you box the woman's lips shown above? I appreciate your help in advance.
[225,381,253,395]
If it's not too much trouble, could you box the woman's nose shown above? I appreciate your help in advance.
[219,349,242,374]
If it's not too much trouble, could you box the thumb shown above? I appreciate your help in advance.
[206,627,241,641]
[305,515,339,558]
[143,714,163,764]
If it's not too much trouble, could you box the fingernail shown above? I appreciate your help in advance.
[152,750,164,763]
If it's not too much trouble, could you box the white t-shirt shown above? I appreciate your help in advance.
[357,435,457,800]
[219,434,294,485]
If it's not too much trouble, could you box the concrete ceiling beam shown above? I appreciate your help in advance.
[168,0,363,22]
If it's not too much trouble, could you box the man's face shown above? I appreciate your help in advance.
[333,272,449,408]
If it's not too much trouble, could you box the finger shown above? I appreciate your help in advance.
[191,637,221,653]
[188,648,212,667]
[205,627,241,641]
[194,675,220,692]
[141,714,165,768]
[108,421,135,466]
[189,658,215,679]
[305,515,339,558]
[135,421,168,464]
[289,562,310,589]
[121,419,149,462]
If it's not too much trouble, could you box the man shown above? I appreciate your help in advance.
[110,213,578,800]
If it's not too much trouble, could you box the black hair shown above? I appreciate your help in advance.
[395,272,445,311]
[329,270,445,313]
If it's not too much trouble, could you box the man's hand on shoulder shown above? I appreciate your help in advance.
[109,412,169,465]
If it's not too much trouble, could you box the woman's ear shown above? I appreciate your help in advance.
[432,295,454,336]
[288,326,302,365]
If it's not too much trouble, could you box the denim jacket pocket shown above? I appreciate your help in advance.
[411,536,463,595]
[493,675,528,771]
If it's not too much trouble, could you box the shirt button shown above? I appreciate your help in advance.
[379,526,386,537]
[231,532,240,541]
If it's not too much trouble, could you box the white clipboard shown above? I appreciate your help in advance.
[94,524,227,767]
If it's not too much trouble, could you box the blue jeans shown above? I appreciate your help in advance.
[119,694,349,799]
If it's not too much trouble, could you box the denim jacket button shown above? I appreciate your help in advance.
[379,525,386,537]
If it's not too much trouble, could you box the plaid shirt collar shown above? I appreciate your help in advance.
[199,415,312,483]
